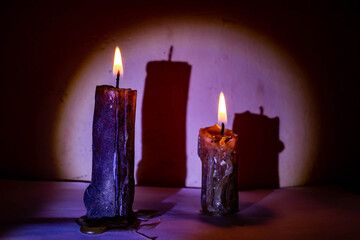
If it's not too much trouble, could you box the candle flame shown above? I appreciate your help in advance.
[218,91,227,125]
[113,46,123,76]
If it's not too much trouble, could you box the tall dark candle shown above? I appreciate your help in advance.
[84,85,137,219]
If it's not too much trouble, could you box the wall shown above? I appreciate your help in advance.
[1,1,359,188]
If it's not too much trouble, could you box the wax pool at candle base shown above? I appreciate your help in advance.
[198,124,239,216]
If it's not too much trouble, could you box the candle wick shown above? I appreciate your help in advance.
[260,106,264,115]
[168,45,173,62]
[116,70,120,88]
[220,122,225,136]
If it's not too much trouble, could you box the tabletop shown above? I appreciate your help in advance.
[1,180,360,240]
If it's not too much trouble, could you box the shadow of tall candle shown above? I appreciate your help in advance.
[233,107,284,190]
[137,49,191,187]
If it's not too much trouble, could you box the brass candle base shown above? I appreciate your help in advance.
[76,210,161,238]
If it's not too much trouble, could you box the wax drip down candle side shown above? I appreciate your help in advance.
[198,92,239,216]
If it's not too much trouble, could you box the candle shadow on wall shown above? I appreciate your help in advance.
[136,47,191,187]
[233,107,284,190]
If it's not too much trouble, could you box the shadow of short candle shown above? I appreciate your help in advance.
[233,107,284,190]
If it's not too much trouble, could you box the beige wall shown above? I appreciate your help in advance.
[1,1,357,188]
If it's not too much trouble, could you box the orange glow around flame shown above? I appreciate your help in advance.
[113,46,123,76]
[218,91,227,126]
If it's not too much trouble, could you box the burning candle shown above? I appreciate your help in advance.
[198,92,239,216]
[84,47,137,219]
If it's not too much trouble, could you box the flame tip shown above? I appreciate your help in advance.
[218,91,227,125]
[113,46,123,76]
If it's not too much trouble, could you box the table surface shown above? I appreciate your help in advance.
[1,180,360,240]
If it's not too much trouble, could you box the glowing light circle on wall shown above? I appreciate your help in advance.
[53,16,319,187]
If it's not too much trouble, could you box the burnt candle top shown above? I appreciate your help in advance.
[199,124,238,149]
[97,85,136,92]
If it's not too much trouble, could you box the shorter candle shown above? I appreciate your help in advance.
[198,92,238,216]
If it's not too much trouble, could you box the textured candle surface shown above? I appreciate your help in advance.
[84,85,136,219]
[198,124,239,216]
